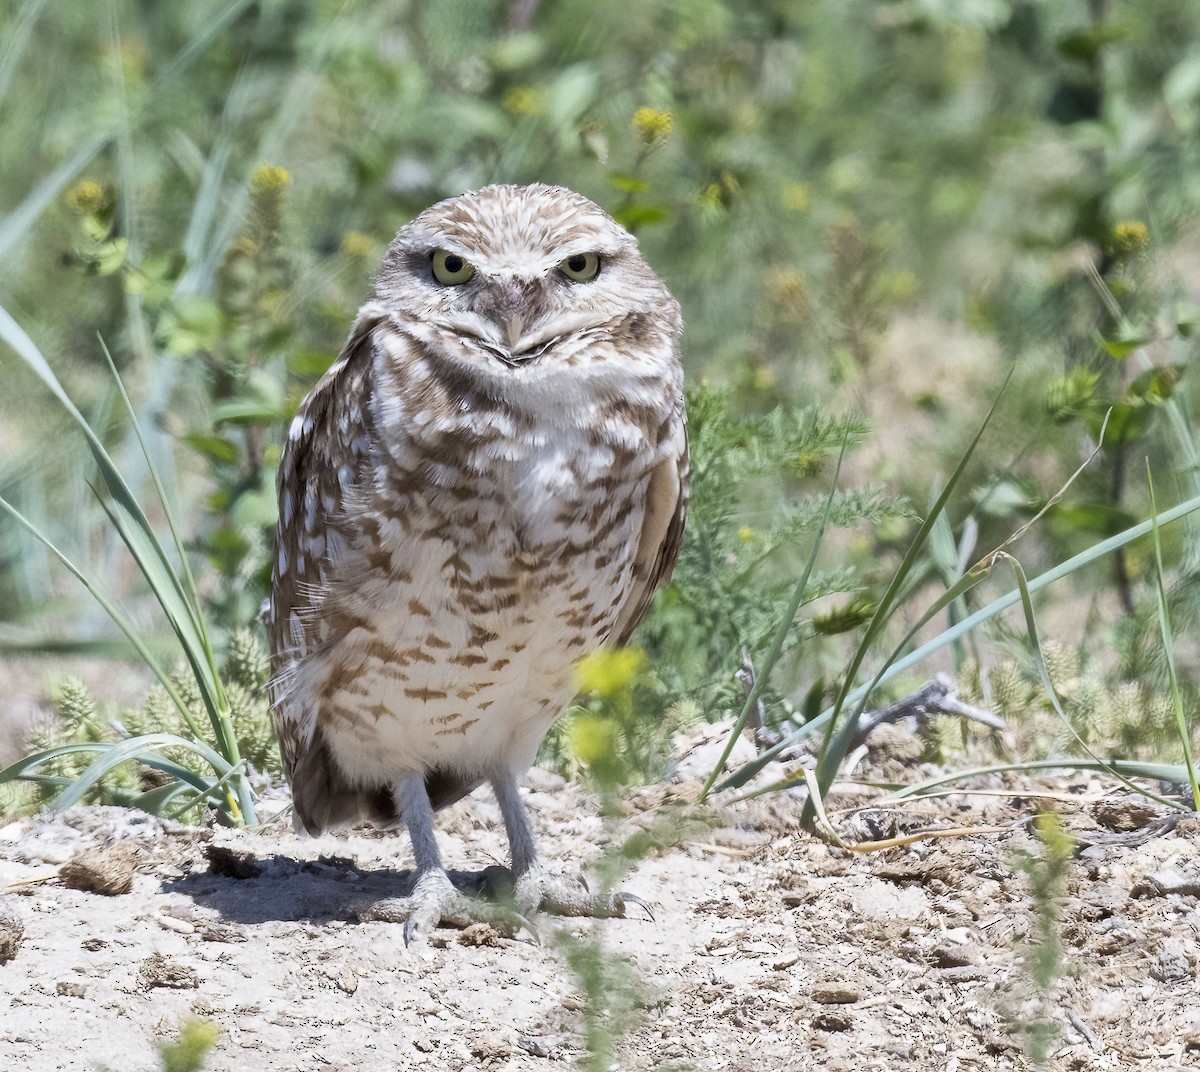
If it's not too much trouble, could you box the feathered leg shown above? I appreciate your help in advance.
[491,769,652,921]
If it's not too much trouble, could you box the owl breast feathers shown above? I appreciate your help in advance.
[266,183,687,835]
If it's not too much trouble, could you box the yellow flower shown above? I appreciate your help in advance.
[249,164,291,196]
[632,107,673,146]
[567,714,621,767]
[574,648,647,697]
[737,526,755,542]
[1109,220,1148,259]
[65,179,107,217]
[340,231,375,258]
[503,86,544,115]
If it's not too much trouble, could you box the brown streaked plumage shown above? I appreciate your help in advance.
[266,183,687,939]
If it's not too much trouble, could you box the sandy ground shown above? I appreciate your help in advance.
[1,746,1199,1072]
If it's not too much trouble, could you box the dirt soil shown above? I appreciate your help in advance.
[1,749,1199,1072]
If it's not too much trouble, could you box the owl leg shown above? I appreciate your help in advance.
[491,770,653,922]
[359,774,519,943]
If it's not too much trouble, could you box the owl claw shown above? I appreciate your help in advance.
[611,891,655,922]
[356,868,527,944]
[510,865,654,921]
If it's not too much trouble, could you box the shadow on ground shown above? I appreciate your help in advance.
[162,845,498,925]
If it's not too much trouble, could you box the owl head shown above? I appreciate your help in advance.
[374,184,681,382]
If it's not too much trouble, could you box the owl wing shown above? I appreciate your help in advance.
[610,405,689,646]
[267,308,386,780]
[268,311,483,829]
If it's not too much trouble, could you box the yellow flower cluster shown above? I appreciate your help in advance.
[1109,220,1148,258]
[503,86,544,115]
[574,647,647,697]
[632,107,673,146]
[65,179,107,217]
[249,163,291,196]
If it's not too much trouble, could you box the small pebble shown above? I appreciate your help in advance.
[811,981,861,1004]
[59,843,139,896]
[0,904,24,964]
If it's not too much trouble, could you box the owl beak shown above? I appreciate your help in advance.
[490,280,535,355]
[502,313,525,349]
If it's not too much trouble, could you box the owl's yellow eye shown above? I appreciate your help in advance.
[431,249,475,285]
[559,252,601,282]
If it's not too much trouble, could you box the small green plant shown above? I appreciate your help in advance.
[711,378,1200,818]
[156,1020,220,1072]
[11,629,276,820]
[1005,813,1074,1062]
[0,314,258,824]
[549,647,713,1070]
[96,1019,219,1072]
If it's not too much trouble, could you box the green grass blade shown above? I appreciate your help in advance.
[0,0,48,107]
[805,370,1014,817]
[733,756,1192,809]
[886,757,1194,803]
[1002,551,1177,806]
[0,0,255,264]
[0,743,117,783]
[96,338,223,705]
[1,309,255,823]
[1147,468,1200,810]
[130,781,196,815]
[698,440,848,800]
[0,493,206,739]
[47,734,234,811]
[137,756,221,795]
[715,490,1200,794]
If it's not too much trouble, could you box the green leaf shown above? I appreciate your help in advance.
[180,433,240,465]
[229,487,278,527]
[1097,331,1151,360]
[95,237,130,276]
[211,398,292,426]
[1048,503,1138,539]
[1088,401,1151,443]
[613,204,669,230]
[289,349,336,378]
[607,171,650,194]
[1128,365,1184,405]
[487,32,545,72]
[1057,22,1129,63]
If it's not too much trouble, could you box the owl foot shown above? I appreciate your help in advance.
[356,868,530,944]
[499,864,655,922]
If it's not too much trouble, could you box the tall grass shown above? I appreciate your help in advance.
[0,310,255,824]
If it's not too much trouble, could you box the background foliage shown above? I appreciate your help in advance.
[2,0,1199,800]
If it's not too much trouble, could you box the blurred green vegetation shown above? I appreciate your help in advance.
[2,0,1199,780]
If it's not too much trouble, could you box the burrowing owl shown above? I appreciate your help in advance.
[266,183,687,939]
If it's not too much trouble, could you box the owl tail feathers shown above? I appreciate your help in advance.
[287,727,483,835]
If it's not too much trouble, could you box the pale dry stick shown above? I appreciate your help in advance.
[1066,1008,1103,1051]
[823,823,1016,854]
[843,673,1004,752]
[758,673,1004,769]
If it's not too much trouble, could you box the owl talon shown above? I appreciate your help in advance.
[512,865,653,921]
[356,869,526,944]
[612,891,655,923]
